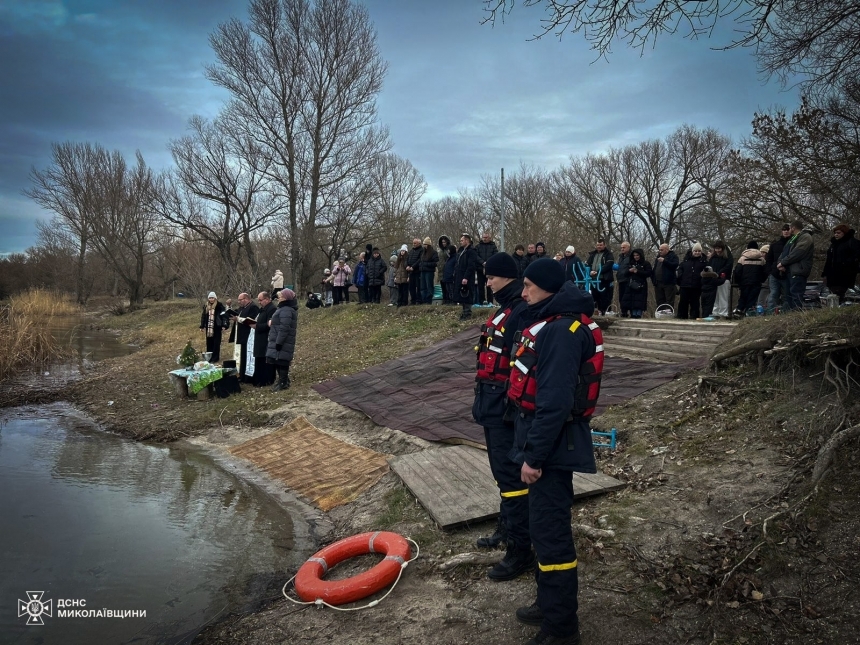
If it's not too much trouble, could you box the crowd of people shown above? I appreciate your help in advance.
[300,221,859,321]
[199,287,298,393]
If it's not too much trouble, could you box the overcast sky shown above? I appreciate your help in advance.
[0,0,800,255]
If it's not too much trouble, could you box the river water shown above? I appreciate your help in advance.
[0,323,306,644]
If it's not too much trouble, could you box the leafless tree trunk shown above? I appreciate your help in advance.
[26,142,101,304]
[207,0,389,293]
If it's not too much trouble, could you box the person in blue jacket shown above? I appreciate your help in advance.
[472,253,534,581]
[508,258,603,645]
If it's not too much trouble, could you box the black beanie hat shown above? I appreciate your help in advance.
[484,252,518,279]
[524,258,565,293]
[746,240,759,249]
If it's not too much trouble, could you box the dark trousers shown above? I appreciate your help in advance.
[737,285,761,312]
[677,286,701,319]
[420,271,435,304]
[654,282,677,309]
[397,282,409,306]
[441,281,453,304]
[617,282,629,315]
[484,424,530,551]
[701,289,717,317]
[333,285,348,305]
[275,363,291,387]
[408,272,420,304]
[788,275,807,310]
[474,269,488,303]
[253,357,274,386]
[591,284,613,314]
[530,468,579,638]
[367,285,382,303]
[205,334,221,362]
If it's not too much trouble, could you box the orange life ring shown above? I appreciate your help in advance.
[294,531,411,605]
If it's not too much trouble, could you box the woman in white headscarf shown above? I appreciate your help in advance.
[199,292,226,362]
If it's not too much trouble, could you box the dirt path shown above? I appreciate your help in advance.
[192,377,860,645]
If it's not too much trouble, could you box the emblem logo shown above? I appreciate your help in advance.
[18,591,52,625]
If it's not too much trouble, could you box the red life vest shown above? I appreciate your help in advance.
[507,313,604,419]
[475,305,518,383]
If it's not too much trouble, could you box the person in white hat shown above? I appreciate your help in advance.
[199,292,226,362]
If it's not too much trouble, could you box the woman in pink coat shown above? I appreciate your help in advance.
[331,258,352,305]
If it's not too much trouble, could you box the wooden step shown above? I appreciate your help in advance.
[604,325,734,342]
[604,336,711,359]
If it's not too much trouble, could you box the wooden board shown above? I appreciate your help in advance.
[389,445,626,529]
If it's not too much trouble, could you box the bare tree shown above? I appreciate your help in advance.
[479,163,555,251]
[85,150,158,307]
[157,114,281,282]
[550,151,626,244]
[207,0,390,291]
[481,1,860,96]
[26,142,100,304]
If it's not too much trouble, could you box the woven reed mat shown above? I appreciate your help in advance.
[228,416,390,511]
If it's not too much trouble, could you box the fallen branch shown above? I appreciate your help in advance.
[438,551,503,571]
[573,524,616,539]
[711,339,773,363]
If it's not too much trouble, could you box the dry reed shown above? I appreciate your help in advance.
[0,290,81,381]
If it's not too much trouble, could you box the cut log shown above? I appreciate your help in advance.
[711,339,773,363]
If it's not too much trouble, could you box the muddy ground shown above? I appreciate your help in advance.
[189,375,859,645]
[7,303,858,644]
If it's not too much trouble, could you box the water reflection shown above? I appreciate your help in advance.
[0,403,300,645]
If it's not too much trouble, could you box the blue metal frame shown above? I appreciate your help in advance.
[591,427,616,450]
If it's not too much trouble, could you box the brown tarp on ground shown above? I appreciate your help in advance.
[229,416,390,510]
[313,327,705,445]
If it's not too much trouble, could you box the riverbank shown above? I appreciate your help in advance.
[6,301,859,644]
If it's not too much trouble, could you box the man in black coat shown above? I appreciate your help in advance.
[822,224,860,303]
[765,224,792,311]
[475,231,499,305]
[584,239,615,315]
[454,234,480,320]
[405,238,423,305]
[472,253,533,581]
[251,291,276,386]
[233,292,259,383]
[652,244,680,310]
[509,259,603,645]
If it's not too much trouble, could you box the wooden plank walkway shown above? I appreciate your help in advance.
[389,445,626,529]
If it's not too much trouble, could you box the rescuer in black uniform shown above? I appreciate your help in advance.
[508,258,604,645]
[471,252,535,581]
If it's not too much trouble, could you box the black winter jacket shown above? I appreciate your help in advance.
[266,299,297,366]
[253,302,276,357]
[406,245,422,271]
[822,230,860,289]
[708,250,734,281]
[733,249,767,288]
[419,248,439,273]
[676,252,708,288]
[513,252,530,279]
[765,236,789,278]
[365,255,388,286]
[454,244,480,304]
[620,254,651,311]
[472,280,528,426]
[475,240,499,265]
[652,250,680,285]
[509,282,598,474]
[584,249,615,284]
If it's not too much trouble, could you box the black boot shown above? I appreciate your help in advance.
[516,601,544,626]
[488,544,536,581]
[524,630,580,645]
[476,516,507,549]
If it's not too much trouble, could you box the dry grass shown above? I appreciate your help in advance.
[0,290,81,381]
